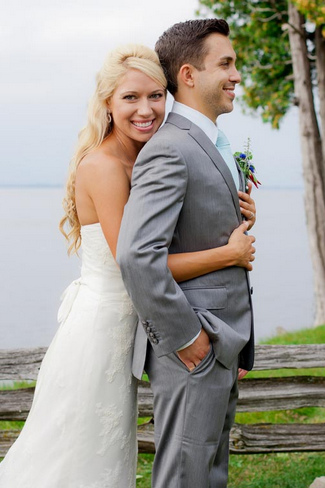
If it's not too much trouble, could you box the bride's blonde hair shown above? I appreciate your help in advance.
[59,44,167,254]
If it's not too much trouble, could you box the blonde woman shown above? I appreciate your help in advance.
[0,44,255,487]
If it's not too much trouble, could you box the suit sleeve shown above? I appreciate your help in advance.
[116,138,202,357]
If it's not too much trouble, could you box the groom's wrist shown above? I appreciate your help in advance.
[176,329,202,351]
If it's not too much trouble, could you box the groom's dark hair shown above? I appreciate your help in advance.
[155,19,230,96]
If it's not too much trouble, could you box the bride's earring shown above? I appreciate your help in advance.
[107,110,112,125]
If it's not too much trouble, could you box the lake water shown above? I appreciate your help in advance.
[0,186,315,348]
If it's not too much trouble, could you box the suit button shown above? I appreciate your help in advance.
[250,287,254,295]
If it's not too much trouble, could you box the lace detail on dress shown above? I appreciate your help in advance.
[104,313,134,384]
[122,430,137,487]
[95,402,124,456]
[96,245,112,265]
[119,299,135,321]
[78,456,136,487]
[93,404,136,487]
[79,466,121,488]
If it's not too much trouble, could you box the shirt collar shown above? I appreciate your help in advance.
[171,101,218,145]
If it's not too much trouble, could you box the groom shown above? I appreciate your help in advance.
[117,19,255,487]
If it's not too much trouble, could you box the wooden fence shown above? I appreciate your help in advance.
[0,344,325,457]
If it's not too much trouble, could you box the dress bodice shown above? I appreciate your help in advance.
[80,223,127,295]
[57,222,133,325]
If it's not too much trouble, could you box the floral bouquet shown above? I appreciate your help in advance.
[234,139,261,189]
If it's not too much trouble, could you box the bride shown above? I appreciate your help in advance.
[0,44,256,487]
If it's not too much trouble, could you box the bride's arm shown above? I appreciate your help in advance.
[168,221,256,283]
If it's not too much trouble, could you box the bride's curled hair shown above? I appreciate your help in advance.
[59,44,167,254]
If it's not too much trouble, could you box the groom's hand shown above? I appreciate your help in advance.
[177,329,210,371]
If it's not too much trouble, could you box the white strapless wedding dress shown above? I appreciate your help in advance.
[0,223,138,488]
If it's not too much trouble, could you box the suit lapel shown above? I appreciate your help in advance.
[166,113,242,222]
[235,159,246,192]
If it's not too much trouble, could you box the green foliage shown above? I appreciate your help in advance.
[197,0,303,128]
[292,0,325,26]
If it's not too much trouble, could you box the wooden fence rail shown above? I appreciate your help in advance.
[0,344,325,457]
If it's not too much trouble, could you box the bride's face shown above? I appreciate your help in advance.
[108,68,166,145]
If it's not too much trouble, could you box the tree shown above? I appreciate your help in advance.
[198,0,325,325]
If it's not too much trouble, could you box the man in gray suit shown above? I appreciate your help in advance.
[117,19,256,487]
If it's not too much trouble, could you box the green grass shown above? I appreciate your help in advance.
[136,324,325,486]
[228,452,325,488]
[260,324,325,345]
[137,454,154,488]
[136,452,325,488]
[0,381,35,390]
[235,406,325,425]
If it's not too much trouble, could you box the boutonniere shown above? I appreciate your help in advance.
[234,139,261,189]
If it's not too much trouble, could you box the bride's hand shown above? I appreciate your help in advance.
[238,368,248,380]
[228,222,256,271]
[238,181,256,230]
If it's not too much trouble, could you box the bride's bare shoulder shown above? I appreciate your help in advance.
[79,148,124,173]
[77,149,130,190]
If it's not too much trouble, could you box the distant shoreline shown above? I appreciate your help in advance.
[0,184,305,191]
[0,184,64,189]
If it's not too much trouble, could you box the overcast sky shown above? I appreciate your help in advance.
[1,0,303,188]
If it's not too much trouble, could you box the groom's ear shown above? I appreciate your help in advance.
[178,64,195,89]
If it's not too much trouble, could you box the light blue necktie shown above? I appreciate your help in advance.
[216,129,239,189]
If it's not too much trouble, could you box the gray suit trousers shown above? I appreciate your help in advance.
[145,345,238,488]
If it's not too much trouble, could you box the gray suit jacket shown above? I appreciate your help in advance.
[117,113,254,379]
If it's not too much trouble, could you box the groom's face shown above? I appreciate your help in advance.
[193,33,241,122]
